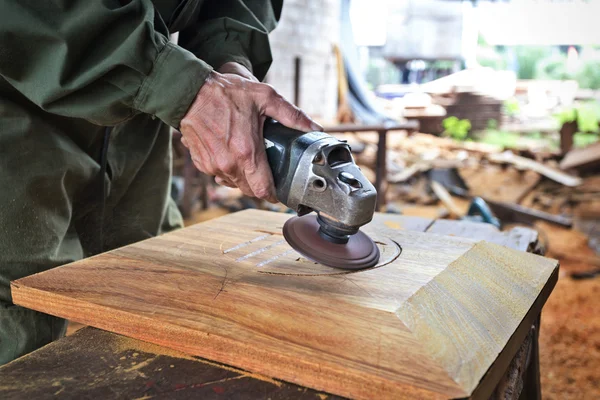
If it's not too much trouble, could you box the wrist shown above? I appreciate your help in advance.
[217,62,257,82]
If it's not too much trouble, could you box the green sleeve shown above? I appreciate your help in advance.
[179,0,283,81]
[0,0,212,128]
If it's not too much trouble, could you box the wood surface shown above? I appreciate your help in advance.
[458,164,541,204]
[12,210,558,399]
[559,141,600,171]
[0,327,340,400]
[488,152,582,187]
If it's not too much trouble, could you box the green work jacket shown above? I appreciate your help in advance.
[0,0,282,129]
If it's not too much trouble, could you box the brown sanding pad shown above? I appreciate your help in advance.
[283,214,380,270]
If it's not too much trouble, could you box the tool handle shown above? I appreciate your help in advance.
[467,197,501,229]
[262,119,305,191]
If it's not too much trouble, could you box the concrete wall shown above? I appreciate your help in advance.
[266,0,341,122]
[381,0,465,61]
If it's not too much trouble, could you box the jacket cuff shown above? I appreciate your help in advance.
[200,40,254,75]
[134,41,212,128]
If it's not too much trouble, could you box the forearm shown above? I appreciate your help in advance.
[179,0,283,81]
[0,0,211,128]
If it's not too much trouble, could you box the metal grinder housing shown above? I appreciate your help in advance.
[263,119,377,244]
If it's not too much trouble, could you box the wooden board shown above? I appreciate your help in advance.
[426,219,540,253]
[488,152,582,187]
[559,141,600,171]
[12,210,558,399]
[458,164,541,204]
[0,327,341,400]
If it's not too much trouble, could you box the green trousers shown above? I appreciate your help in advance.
[0,81,183,365]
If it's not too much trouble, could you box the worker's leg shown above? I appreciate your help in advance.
[0,90,102,365]
[98,115,183,252]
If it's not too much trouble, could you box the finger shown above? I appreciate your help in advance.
[242,122,278,203]
[245,157,278,203]
[259,88,323,133]
[215,176,235,188]
[229,172,256,199]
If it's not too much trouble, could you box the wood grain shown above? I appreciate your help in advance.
[12,210,558,399]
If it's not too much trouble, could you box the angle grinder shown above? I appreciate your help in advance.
[263,119,380,269]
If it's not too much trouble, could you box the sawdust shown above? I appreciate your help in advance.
[539,260,600,400]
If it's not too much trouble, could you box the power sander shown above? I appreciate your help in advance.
[263,119,380,270]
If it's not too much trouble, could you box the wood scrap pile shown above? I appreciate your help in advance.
[338,131,598,232]
[342,131,600,279]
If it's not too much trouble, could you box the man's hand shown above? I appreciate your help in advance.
[179,65,322,203]
[216,61,258,82]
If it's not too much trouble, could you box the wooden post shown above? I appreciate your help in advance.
[375,130,387,211]
[294,56,301,107]
[560,120,577,154]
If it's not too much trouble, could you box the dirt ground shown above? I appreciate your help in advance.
[537,223,600,399]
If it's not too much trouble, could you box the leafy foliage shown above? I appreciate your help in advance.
[573,132,599,148]
[536,54,571,81]
[503,98,520,117]
[515,47,552,79]
[575,60,600,90]
[442,116,471,141]
[555,102,600,133]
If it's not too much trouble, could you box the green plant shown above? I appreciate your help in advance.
[536,54,572,81]
[577,102,600,133]
[555,107,577,125]
[479,129,520,148]
[503,99,520,117]
[515,46,552,79]
[573,132,599,148]
[576,60,600,90]
[442,117,471,141]
[555,102,600,133]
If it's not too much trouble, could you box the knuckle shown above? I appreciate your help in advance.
[203,165,217,176]
[217,158,236,175]
[262,83,278,100]
[236,143,254,160]
[253,187,271,200]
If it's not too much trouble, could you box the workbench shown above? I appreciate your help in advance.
[0,215,550,399]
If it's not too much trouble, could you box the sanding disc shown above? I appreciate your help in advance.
[283,214,380,270]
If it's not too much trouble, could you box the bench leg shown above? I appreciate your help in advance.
[520,316,542,400]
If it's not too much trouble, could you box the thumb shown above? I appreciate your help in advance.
[261,90,323,133]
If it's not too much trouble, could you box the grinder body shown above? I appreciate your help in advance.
[263,119,377,244]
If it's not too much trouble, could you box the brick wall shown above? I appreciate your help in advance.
[266,0,341,122]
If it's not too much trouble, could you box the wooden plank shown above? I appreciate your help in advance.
[11,210,558,399]
[559,141,600,171]
[426,219,539,253]
[0,327,340,400]
[458,164,541,204]
[488,152,582,187]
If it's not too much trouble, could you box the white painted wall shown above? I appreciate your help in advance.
[266,0,341,122]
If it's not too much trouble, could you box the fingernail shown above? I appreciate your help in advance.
[310,121,324,132]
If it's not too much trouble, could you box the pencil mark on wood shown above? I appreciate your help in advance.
[256,250,295,268]
[223,234,271,254]
[236,240,286,262]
